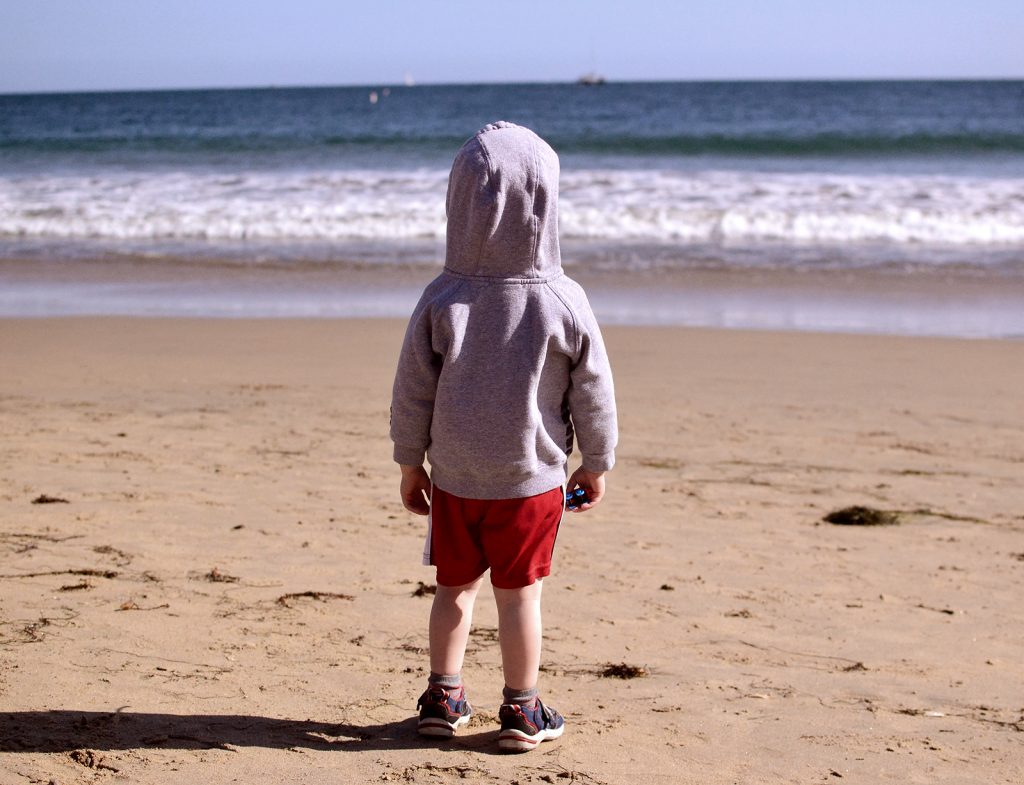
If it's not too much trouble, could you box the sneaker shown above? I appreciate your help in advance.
[417,686,472,737]
[498,698,565,752]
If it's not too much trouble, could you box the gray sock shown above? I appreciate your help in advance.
[429,672,462,691]
[502,686,539,705]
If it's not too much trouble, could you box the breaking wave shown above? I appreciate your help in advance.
[3,168,1024,251]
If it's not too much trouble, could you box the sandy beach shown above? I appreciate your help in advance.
[1,317,1022,784]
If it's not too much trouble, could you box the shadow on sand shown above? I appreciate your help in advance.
[0,710,500,754]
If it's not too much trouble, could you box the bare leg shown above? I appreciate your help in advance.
[493,579,544,691]
[429,576,484,676]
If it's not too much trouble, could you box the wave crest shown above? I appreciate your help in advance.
[2,168,1023,247]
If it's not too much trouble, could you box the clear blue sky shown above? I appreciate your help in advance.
[2,0,1022,93]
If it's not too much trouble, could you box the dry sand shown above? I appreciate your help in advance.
[1,318,1022,784]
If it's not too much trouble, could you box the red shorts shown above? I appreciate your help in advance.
[428,485,565,589]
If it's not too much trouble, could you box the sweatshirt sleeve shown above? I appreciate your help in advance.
[390,299,443,466]
[568,302,618,472]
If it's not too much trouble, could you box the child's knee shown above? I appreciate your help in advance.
[493,579,543,606]
[435,576,484,602]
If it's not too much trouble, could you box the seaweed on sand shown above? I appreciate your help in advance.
[824,506,900,526]
[600,662,648,679]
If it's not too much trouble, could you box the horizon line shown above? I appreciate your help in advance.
[3,75,1023,98]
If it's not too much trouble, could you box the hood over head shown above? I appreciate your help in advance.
[444,121,561,279]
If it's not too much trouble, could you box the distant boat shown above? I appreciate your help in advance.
[577,73,606,86]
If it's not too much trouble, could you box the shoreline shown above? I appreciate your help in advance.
[4,257,1024,339]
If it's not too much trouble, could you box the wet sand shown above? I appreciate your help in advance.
[4,255,1024,337]
[1,318,1022,784]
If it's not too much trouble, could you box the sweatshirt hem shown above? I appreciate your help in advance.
[430,464,568,501]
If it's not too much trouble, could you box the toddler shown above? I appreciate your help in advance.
[390,121,617,753]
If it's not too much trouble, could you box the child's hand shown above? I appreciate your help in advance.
[566,467,605,512]
[399,464,431,515]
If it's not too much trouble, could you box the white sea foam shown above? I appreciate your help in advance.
[2,168,1024,249]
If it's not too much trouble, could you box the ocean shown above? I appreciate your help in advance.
[2,81,1023,336]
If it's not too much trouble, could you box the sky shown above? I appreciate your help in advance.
[1,0,1022,93]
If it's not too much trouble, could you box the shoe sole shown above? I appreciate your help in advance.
[498,724,564,753]
[418,713,472,738]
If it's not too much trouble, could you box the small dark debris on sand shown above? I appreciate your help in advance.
[94,545,132,566]
[659,584,675,591]
[1,532,81,543]
[1011,552,1024,562]
[726,609,753,618]
[276,591,354,608]
[470,626,499,643]
[916,603,956,615]
[31,494,69,505]
[412,581,436,597]
[21,618,51,642]
[71,568,118,578]
[59,580,93,592]
[824,506,900,526]
[206,567,240,583]
[600,662,648,679]
[843,661,869,672]
[0,568,118,580]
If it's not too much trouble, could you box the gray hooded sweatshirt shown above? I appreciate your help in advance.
[390,121,617,499]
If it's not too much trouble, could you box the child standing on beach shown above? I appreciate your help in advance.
[389,122,618,753]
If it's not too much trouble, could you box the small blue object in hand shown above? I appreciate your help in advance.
[565,487,591,510]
